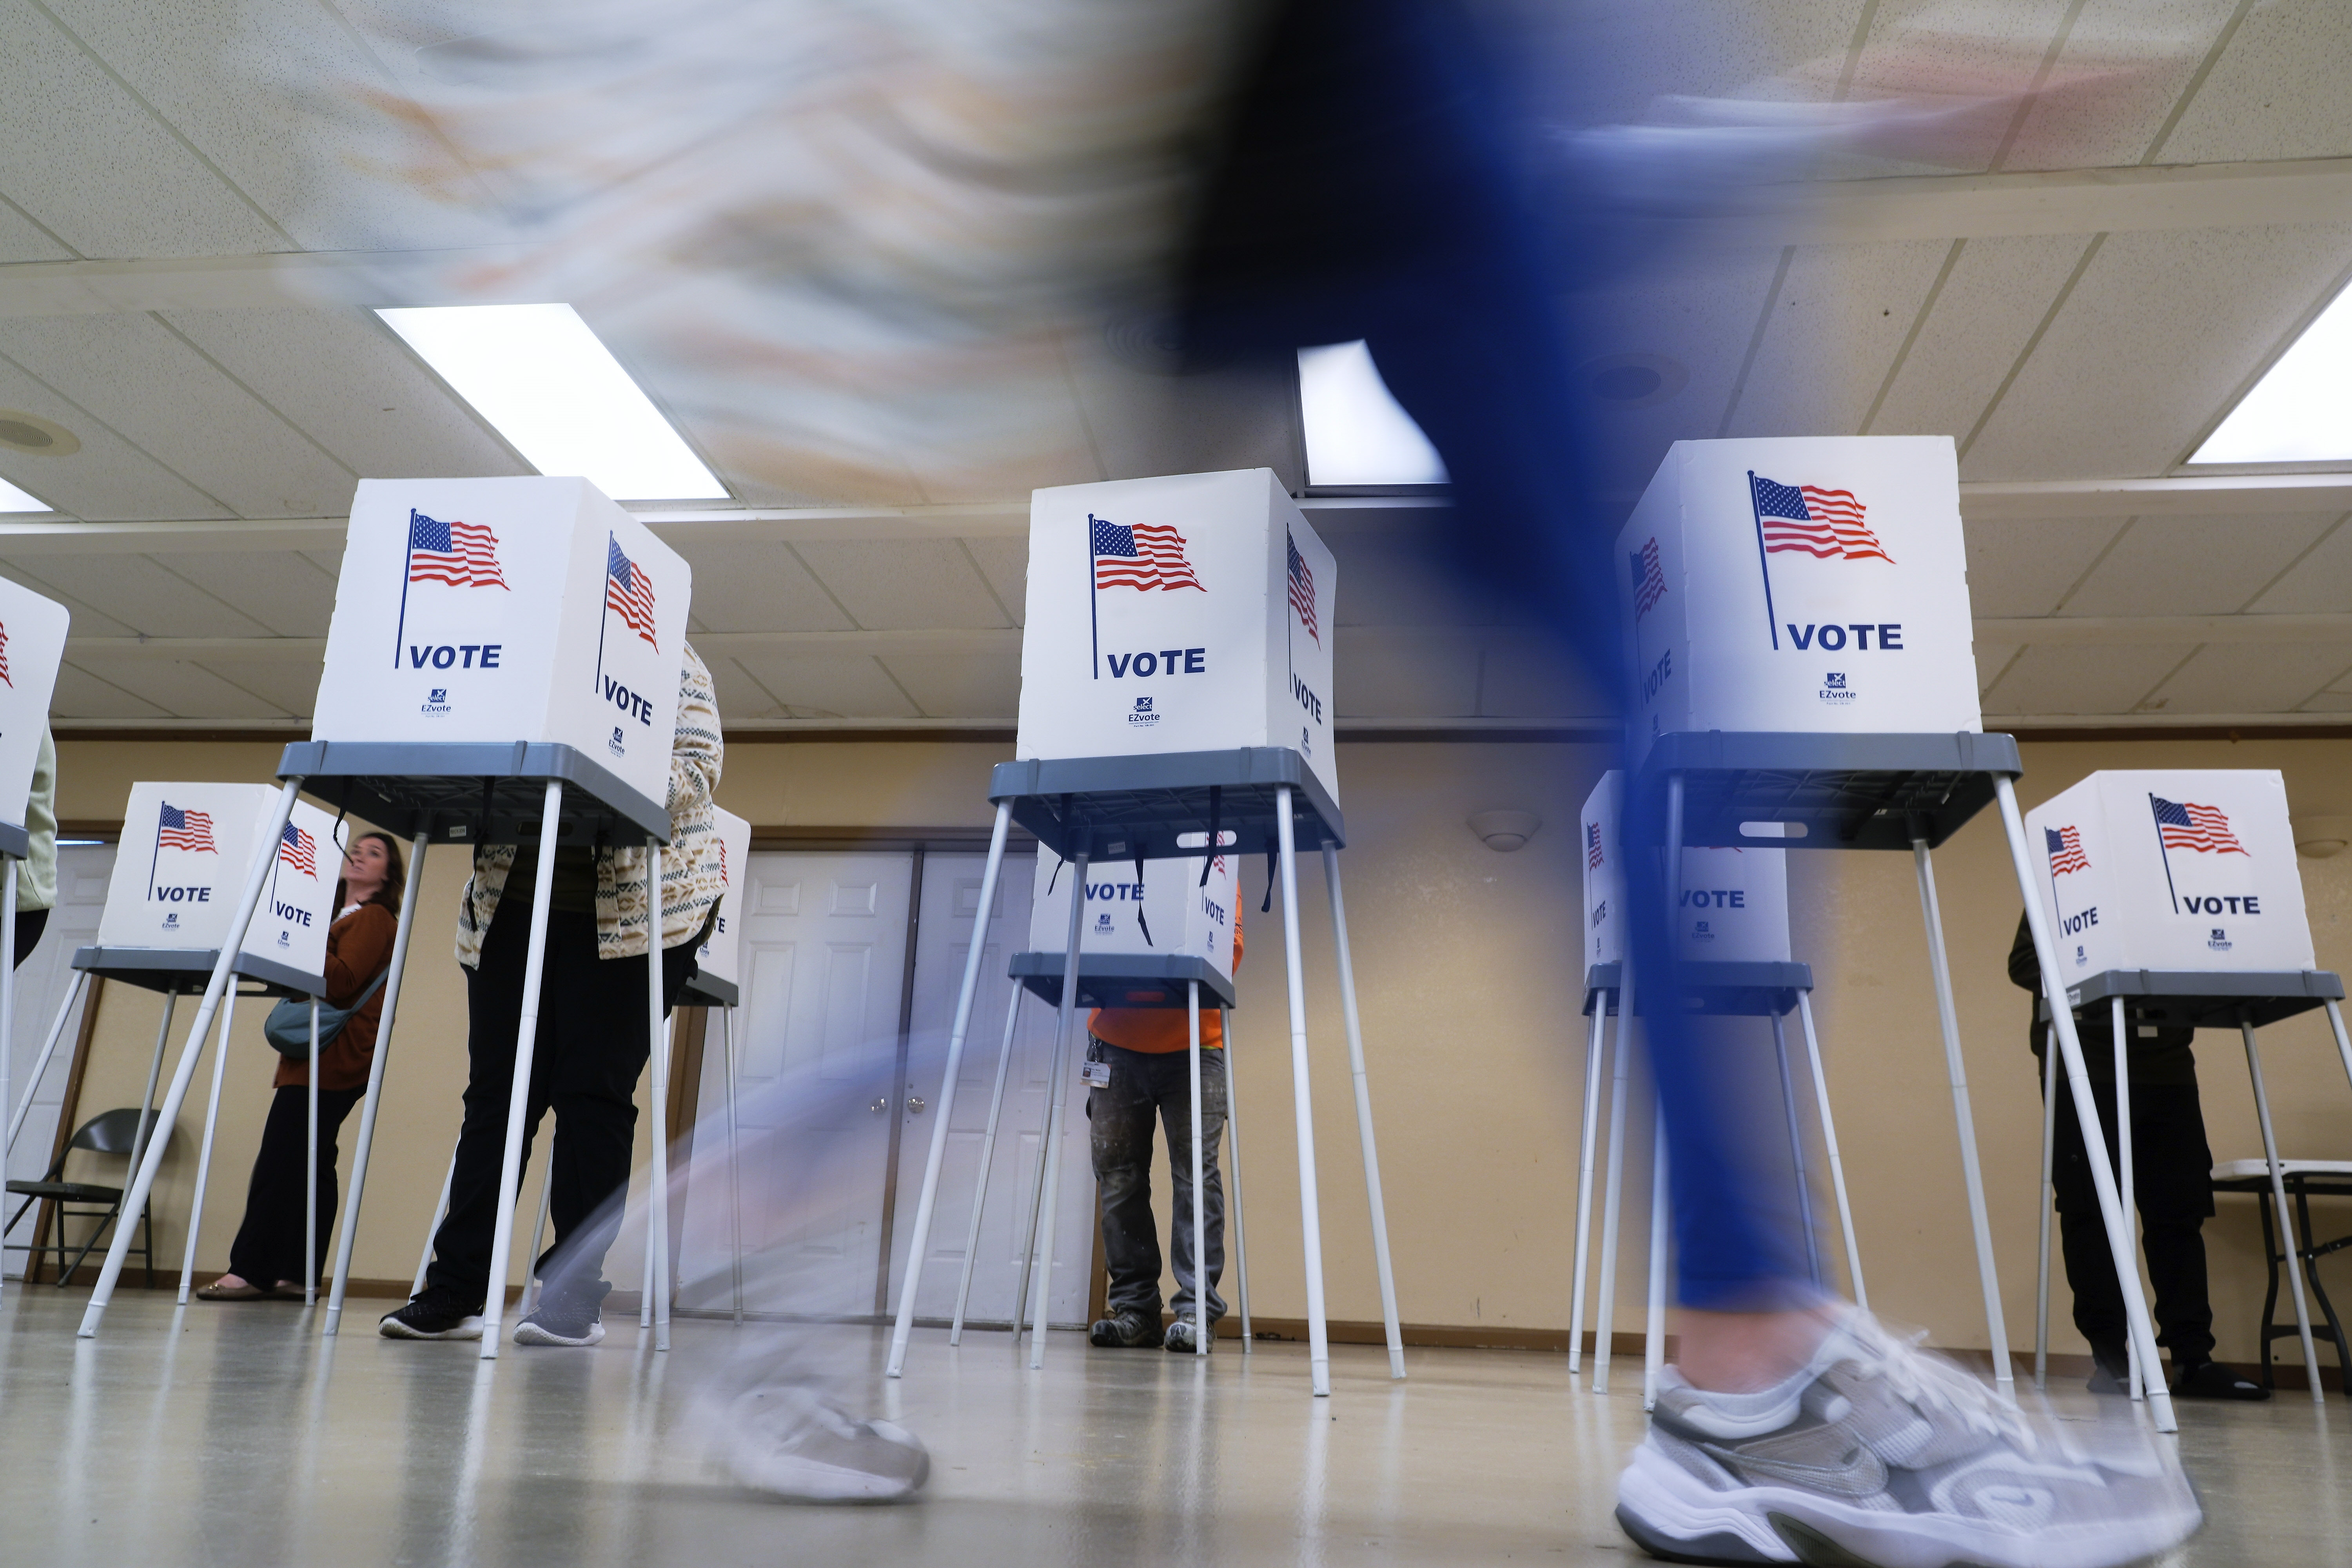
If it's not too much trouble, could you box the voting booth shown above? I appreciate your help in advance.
[687,807,752,1009]
[889,467,1399,1394]
[0,577,69,1282]
[1601,434,2182,1426]
[79,476,698,1357]
[1012,843,1241,1009]
[2023,770,2350,1400]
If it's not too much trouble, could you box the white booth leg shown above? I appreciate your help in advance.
[1769,1011,1822,1287]
[1643,1107,1669,1411]
[2242,1020,2323,1403]
[306,997,321,1307]
[414,1150,455,1301]
[1010,1087,1053,1349]
[176,988,240,1304]
[80,778,301,1338]
[7,968,89,1158]
[722,1004,743,1328]
[1321,844,1404,1380]
[2034,1032,2058,1391]
[1569,1001,1608,1376]
[1024,850,1089,1371]
[950,984,1022,1346]
[0,856,14,1299]
[1221,1005,1253,1352]
[889,799,1013,1377]
[640,1169,657,1330]
[1592,989,1633,1395]
[2325,1000,2352,1100]
[2112,996,2140,1401]
[1994,777,2176,1432]
[1795,994,1866,1311]
[1187,980,1207,1357]
[1275,788,1332,1397]
[125,992,178,1217]
[477,780,566,1359]
[647,847,675,1353]
[1910,837,2015,1400]
[325,834,428,1336]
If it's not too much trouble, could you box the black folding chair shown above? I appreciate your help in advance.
[5,1109,168,1289]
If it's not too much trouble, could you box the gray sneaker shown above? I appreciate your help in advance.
[715,1385,930,1503]
[1163,1317,1210,1354]
[1614,1312,2200,1568]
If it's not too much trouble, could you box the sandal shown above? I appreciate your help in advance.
[195,1278,267,1301]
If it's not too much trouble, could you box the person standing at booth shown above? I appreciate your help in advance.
[11,724,55,967]
[199,832,404,1301]
[381,644,723,1347]
[1086,910,1242,1354]
[2008,914,2267,1401]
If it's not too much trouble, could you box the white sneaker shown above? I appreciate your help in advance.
[714,1384,930,1503]
[1614,1312,2200,1568]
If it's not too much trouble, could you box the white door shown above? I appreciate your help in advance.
[678,850,912,1319]
[886,851,1099,1328]
[5,842,113,1276]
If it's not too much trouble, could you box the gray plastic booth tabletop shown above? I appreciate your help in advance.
[1632,731,2024,852]
[277,740,670,847]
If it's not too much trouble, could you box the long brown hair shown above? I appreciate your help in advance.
[334,830,407,916]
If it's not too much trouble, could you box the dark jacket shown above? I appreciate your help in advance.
[2007,913,2197,1085]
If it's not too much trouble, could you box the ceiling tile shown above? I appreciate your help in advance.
[1963,515,2125,617]
[666,543,853,635]
[160,309,527,481]
[1873,234,2091,454]
[791,540,1010,631]
[1475,632,1606,720]
[141,549,337,637]
[0,1,289,257]
[0,561,134,637]
[1997,0,2247,171]
[0,354,232,521]
[195,657,320,716]
[0,314,358,518]
[962,538,1027,627]
[49,662,166,720]
[2246,515,2352,613]
[2100,0,2352,165]
[1973,643,2020,695]
[68,657,290,719]
[728,654,919,720]
[1333,630,1479,719]
[1061,348,1300,489]
[876,653,1020,719]
[2141,642,2352,715]
[13,554,272,638]
[1982,643,2186,715]
[1966,223,2352,481]
[2058,512,2337,617]
[0,196,72,263]
[2299,690,2352,713]
[1725,240,1957,438]
[1330,534,1508,629]
[706,656,785,722]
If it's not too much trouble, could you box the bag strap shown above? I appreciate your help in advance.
[341,964,390,1012]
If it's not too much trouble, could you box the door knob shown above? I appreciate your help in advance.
[907,1096,927,1115]
[869,1097,888,1113]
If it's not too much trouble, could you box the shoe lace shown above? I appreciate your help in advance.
[1851,1324,2039,1455]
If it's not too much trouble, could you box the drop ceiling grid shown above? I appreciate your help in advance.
[1995,0,2250,174]
[1982,642,2194,715]
[1867,234,2095,457]
[668,543,853,636]
[194,655,323,717]
[2247,515,2352,613]
[1580,255,1781,486]
[0,312,356,517]
[0,559,134,637]
[2058,510,2339,617]
[961,537,1027,627]
[1331,629,1481,719]
[875,652,1019,720]
[1721,239,1957,438]
[1963,221,2352,480]
[790,539,1014,632]
[727,653,921,720]
[69,655,291,719]
[1057,349,1299,489]
[0,343,232,521]
[2140,641,2352,715]
[1844,0,2078,174]
[141,548,338,637]
[48,662,165,720]
[2154,0,2352,163]
[0,198,73,265]
[1962,515,2129,618]
[0,0,287,258]
[15,551,272,638]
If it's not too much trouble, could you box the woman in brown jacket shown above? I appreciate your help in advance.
[198,831,404,1300]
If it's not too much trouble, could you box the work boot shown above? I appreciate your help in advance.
[1164,1316,1211,1354]
[1088,1308,1160,1348]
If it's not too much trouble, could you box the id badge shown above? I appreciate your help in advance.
[1081,1060,1112,1089]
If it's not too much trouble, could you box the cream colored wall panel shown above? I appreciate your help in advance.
[2061,512,2338,617]
[1961,514,2125,618]
[794,539,1011,632]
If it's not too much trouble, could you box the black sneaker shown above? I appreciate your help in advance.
[514,1282,608,1347]
[1089,1309,1160,1348]
[2173,1358,2270,1401]
[379,1284,486,1341]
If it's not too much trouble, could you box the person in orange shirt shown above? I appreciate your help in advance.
[1084,907,1242,1354]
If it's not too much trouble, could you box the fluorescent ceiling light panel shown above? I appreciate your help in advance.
[1298,341,1449,487]
[0,474,50,513]
[377,303,728,500]
[2192,283,2352,465]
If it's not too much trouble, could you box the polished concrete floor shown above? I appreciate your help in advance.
[1,1289,2347,1566]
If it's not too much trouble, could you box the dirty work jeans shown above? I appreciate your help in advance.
[1087,1037,1226,1327]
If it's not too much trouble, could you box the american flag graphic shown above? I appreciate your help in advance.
[279,822,318,877]
[1749,476,1895,564]
[158,802,217,854]
[2045,825,2090,876]
[1287,532,1319,645]
[1091,514,1203,592]
[605,537,659,648]
[2152,796,2249,855]
[1629,537,1667,621]
[0,619,11,688]
[406,510,510,589]
[1586,821,1605,870]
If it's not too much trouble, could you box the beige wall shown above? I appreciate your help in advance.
[45,734,2352,1369]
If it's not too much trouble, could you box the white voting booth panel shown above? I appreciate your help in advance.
[1025,843,1240,984]
[2025,770,2314,977]
[1579,771,1790,965]
[1581,772,1624,971]
[0,576,67,840]
[312,476,691,806]
[96,782,340,982]
[1617,437,1979,768]
[1016,468,1339,806]
[695,807,753,991]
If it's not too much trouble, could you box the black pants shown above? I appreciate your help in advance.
[1087,1038,1226,1325]
[13,906,48,967]
[426,907,695,1301]
[225,1083,364,1287]
[2047,1068,2218,1369]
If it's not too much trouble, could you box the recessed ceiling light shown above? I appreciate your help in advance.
[377,303,729,501]
[1297,341,1449,488]
[0,410,79,456]
[2191,281,2352,465]
[1579,353,1689,411]
[0,474,50,513]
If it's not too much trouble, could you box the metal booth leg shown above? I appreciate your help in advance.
[307,996,321,1307]
[0,853,13,1298]
[477,779,566,1359]
[1187,980,1206,1357]
[1909,835,2015,1401]
[646,834,673,1352]
[2243,1018,2323,1403]
[2035,1025,2058,1391]
[888,799,1013,1377]
[1221,1004,1253,1351]
[176,987,241,1304]
[1024,849,1089,1370]
[125,991,177,1230]
[1795,993,1866,1311]
[1592,986,1633,1395]
[1275,787,1332,1397]
[1994,777,2175,1431]
[325,833,428,1335]
[2112,996,2140,1401]
[1321,843,1405,1380]
[722,1004,743,1327]
[1643,1106,1669,1410]
[1569,999,1608,1376]
[7,968,89,1158]
[80,777,303,1338]
[414,1149,456,1300]
[950,984,1022,1346]
[2326,1000,2352,1101]
[1769,1010,1822,1287]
